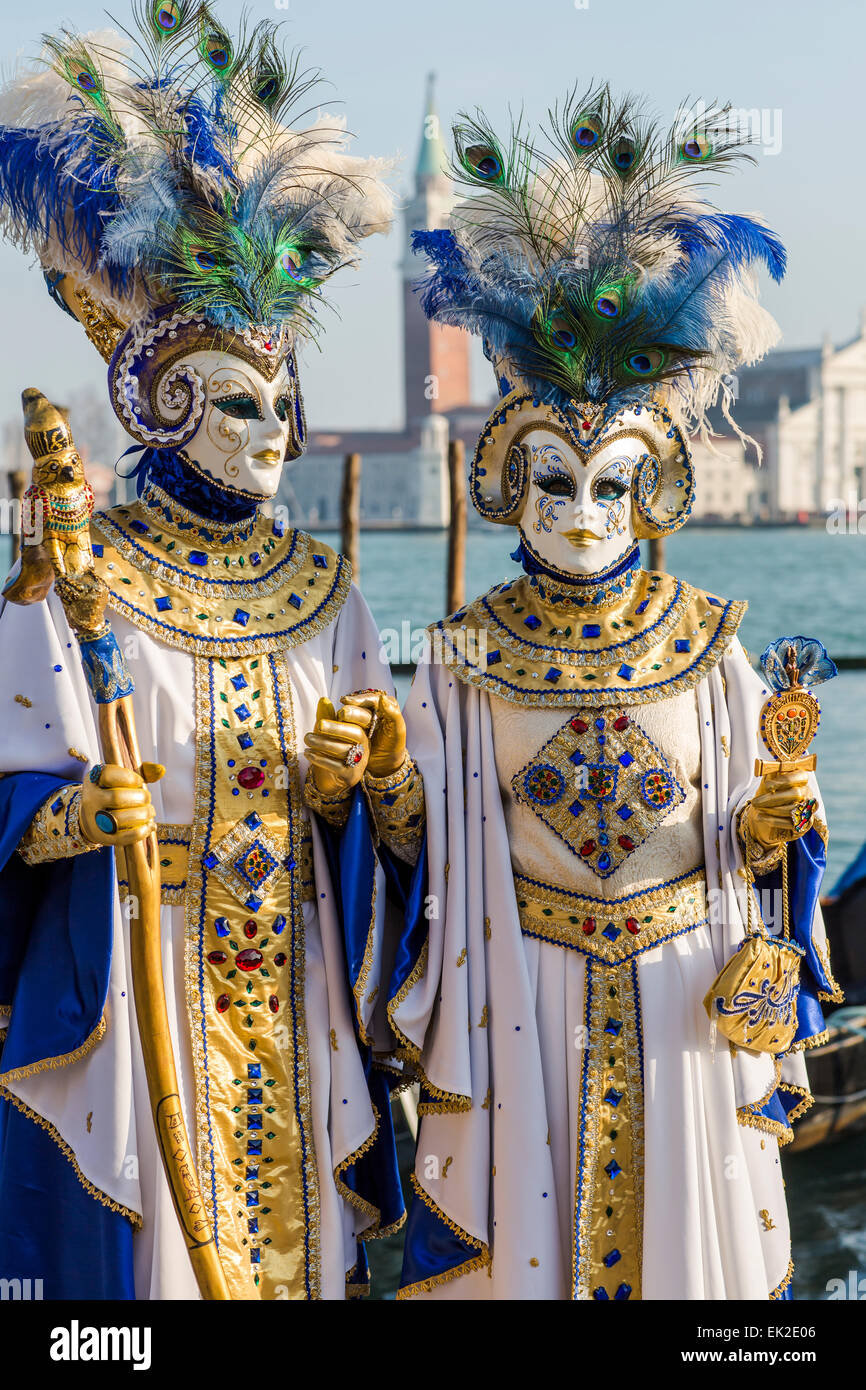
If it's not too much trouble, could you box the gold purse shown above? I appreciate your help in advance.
[703,831,803,1055]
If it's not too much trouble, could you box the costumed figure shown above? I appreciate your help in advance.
[0,1,407,1300]
[387,86,842,1300]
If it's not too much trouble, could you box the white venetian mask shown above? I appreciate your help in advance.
[518,428,641,575]
[169,349,298,499]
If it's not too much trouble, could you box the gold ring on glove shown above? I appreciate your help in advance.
[89,764,105,785]
[94,810,118,835]
[791,797,818,833]
[344,743,365,768]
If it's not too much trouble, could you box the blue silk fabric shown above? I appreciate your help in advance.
[749,826,833,1149]
[0,770,135,1297]
[313,788,408,1274]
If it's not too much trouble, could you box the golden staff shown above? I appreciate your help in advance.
[4,389,229,1301]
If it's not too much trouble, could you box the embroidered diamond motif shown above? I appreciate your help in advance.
[202,815,291,911]
[511,710,685,877]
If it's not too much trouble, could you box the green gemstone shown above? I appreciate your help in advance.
[264,1079,276,1087]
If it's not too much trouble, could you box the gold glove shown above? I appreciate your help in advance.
[303,696,370,797]
[339,689,406,778]
[741,768,817,853]
[79,762,163,847]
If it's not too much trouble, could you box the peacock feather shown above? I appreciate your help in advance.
[0,1,393,342]
[413,83,785,442]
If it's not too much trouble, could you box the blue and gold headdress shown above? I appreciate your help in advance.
[0,1,393,450]
[412,85,786,535]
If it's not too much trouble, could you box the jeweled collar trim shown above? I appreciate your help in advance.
[527,544,642,612]
[91,502,351,658]
[432,573,746,708]
[139,479,258,546]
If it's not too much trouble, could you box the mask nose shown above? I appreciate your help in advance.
[60,465,76,482]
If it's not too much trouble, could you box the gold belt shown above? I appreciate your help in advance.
[122,824,316,907]
[515,865,707,964]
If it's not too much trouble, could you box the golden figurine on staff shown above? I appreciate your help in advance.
[5,390,230,1301]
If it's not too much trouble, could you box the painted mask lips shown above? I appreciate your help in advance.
[563,527,603,548]
[251,449,282,465]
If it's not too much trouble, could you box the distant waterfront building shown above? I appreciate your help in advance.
[286,75,493,529]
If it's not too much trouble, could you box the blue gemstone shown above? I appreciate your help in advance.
[615,1283,632,1300]
[93,810,115,834]
[604,1017,623,1036]
[582,623,601,639]
[675,639,690,653]
[619,752,633,767]
[568,800,584,817]
[544,668,562,683]
[598,852,612,873]
[597,735,606,745]
[273,519,285,538]
[154,595,172,612]
[707,596,723,607]
[50,796,64,815]
[603,1249,622,1267]
[233,609,251,627]
[602,922,620,940]
[288,593,302,610]
[247,1114,263,1130]
[248,1218,259,1234]
[313,554,328,568]
[569,749,585,765]
[247,1089,262,1104]
[231,674,248,691]
[247,1140,262,1156]
[249,552,261,567]
[246,894,263,912]
[238,733,254,750]
[592,1287,610,1301]
[486,649,501,666]
[214,916,230,936]
[246,1165,259,1180]
[92,543,104,557]
[235,703,252,721]
[272,914,286,934]
[130,519,149,534]
[188,550,208,566]
[595,718,605,730]
[203,851,219,869]
[604,1159,622,1179]
[616,805,633,821]
[245,812,262,829]
[618,664,635,681]
[524,614,542,630]
[604,1088,623,1107]
[250,1249,261,1264]
[246,1191,259,1207]
[635,599,649,615]
[599,834,608,846]
[248,1063,261,1078]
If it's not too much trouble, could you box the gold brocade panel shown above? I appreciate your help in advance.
[186,650,319,1300]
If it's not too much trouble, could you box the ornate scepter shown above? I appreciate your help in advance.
[4,390,229,1301]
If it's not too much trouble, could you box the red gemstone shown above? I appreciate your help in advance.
[207,950,227,965]
[582,916,596,935]
[570,717,589,733]
[613,715,629,731]
[581,419,591,429]
[238,766,265,790]
[244,920,257,939]
[580,840,597,857]
[236,948,264,972]
[216,993,230,1013]
[268,995,279,1013]
[274,952,287,966]
[618,835,635,851]
[349,750,362,765]
[625,917,640,935]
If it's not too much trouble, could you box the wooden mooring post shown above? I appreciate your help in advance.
[447,438,466,615]
[341,451,361,582]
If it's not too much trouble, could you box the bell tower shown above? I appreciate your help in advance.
[402,74,471,430]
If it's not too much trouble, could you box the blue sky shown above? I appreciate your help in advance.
[0,0,861,438]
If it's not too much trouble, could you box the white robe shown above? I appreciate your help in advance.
[392,635,826,1300]
[0,579,394,1299]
